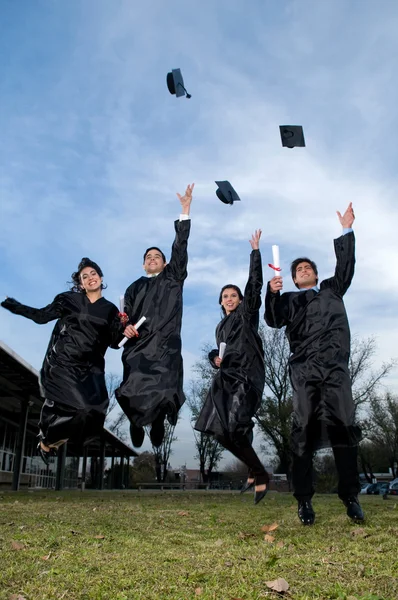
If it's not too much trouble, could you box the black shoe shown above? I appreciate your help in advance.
[254,473,269,505]
[240,479,255,494]
[130,422,145,448]
[342,496,364,522]
[150,417,165,448]
[254,487,268,505]
[298,500,315,525]
[37,443,55,467]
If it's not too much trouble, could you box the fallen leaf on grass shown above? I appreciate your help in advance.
[195,587,203,595]
[9,595,27,600]
[238,531,256,539]
[261,522,279,533]
[351,528,369,538]
[41,551,52,561]
[94,535,105,539]
[93,507,98,512]
[264,534,275,543]
[19,526,25,531]
[11,541,25,551]
[266,578,289,593]
[214,539,224,546]
[177,511,189,516]
[276,541,285,549]
[224,561,233,567]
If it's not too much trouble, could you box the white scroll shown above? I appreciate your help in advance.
[118,316,147,348]
[219,342,227,359]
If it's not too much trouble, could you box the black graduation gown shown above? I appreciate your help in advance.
[115,219,190,427]
[195,250,265,439]
[264,232,361,455]
[1,293,122,445]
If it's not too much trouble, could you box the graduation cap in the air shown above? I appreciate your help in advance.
[279,125,305,148]
[167,68,191,99]
[215,181,241,205]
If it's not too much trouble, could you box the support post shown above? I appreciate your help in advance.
[12,399,30,491]
[55,443,66,491]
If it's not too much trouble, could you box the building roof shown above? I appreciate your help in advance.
[0,340,137,457]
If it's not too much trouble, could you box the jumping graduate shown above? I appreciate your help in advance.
[265,203,363,525]
[1,258,129,464]
[115,184,194,448]
[195,230,269,505]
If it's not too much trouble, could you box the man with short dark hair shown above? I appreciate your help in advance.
[265,203,363,525]
[116,184,194,448]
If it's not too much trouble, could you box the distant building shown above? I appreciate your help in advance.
[0,341,137,491]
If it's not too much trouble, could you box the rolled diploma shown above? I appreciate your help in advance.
[219,342,227,359]
[272,245,280,275]
[119,295,125,313]
[118,316,147,348]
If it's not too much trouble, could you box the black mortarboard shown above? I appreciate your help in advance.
[215,181,241,205]
[279,125,305,148]
[166,68,191,99]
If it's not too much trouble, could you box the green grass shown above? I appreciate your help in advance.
[0,491,397,600]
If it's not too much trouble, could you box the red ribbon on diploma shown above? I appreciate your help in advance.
[268,264,282,272]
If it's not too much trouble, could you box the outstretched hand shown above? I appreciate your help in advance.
[337,202,355,228]
[177,183,195,215]
[249,229,262,250]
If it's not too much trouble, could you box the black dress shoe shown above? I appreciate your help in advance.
[240,479,255,494]
[150,418,165,447]
[343,496,364,522]
[254,487,268,505]
[37,443,56,467]
[130,422,145,448]
[298,500,315,525]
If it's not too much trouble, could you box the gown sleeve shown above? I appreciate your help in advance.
[1,294,65,324]
[264,284,288,328]
[320,231,355,296]
[243,249,263,316]
[166,219,191,281]
[108,304,125,349]
[208,348,219,369]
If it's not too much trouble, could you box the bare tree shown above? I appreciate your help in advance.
[255,326,293,477]
[186,346,224,483]
[147,421,178,482]
[363,393,398,478]
[350,335,397,417]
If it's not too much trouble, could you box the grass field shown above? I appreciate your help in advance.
[0,490,397,600]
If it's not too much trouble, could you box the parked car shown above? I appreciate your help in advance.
[360,483,372,494]
[366,482,390,495]
[388,480,398,496]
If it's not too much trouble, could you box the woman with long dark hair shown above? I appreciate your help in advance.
[195,230,269,504]
[1,258,133,464]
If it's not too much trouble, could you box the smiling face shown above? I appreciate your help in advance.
[80,267,102,293]
[220,287,242,315]
[143,248,166,275]
[293,261,318,289]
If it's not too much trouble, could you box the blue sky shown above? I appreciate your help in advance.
[1,0,398,469]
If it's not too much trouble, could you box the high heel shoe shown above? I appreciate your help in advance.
[240,479,255,494]
[254,473,269,505]
[37,442,56,467]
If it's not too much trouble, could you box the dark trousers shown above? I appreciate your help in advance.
[216,433,269,482]
[292,444,360,501]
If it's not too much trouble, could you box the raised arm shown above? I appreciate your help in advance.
[264,279,288,329]
[1,294,64,324]
[243,230,263,315]
[322,203,355,295]
[167,183,194,281]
